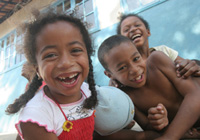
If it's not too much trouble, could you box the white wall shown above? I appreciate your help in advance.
[96,0,121,29]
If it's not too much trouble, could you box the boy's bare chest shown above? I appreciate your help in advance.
[125,69,182,115]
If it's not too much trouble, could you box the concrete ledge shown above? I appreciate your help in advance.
[0,133,17,140]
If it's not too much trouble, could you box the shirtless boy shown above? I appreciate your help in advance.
[98,35,200,139]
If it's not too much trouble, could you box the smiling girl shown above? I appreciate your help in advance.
[6,11,97,140]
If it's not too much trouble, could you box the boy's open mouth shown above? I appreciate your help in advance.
[131,34,141,41]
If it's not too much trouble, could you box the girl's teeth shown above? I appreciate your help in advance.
[59,73,78,80]
[59,77,65,80]
[135,75,141,81]
[69,73,77,78]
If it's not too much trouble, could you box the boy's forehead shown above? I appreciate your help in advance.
[122,16,142,25]
[104,45,120,61]
[104,41,136,66]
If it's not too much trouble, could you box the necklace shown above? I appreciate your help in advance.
[45,86,73,132]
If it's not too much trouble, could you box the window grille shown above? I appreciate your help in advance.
[121,0,167,14]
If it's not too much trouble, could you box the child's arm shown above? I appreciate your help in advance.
[93,129,160,140]
[148,103,168,131]
[20,122,58,140]
[150,51,200,140]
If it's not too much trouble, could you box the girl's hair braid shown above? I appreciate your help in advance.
[6,74,42,114]
[83,56,98,109]
[67,11,98,109]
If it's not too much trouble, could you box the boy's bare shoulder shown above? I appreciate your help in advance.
[148,51,167,62]
[147,51,174,72]
[148,51,169,66]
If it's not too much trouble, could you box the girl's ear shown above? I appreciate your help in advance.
[104,70,112,78]
[35,66,42,80]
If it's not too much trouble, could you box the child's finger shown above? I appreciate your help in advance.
[148,107,158,115]
[194,70,200,77]
[148,113,164,120]
[156,103,165,114]
[108,78,118,87]
[149,119,168,131]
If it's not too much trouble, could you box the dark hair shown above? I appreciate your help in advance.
[117,13,150,34]
[6,11,97,114]
[98,35,132,71]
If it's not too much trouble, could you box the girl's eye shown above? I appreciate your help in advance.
[44,53,57,59]
[71,48,83,53]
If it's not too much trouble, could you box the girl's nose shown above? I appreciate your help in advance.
[57,54,74,69]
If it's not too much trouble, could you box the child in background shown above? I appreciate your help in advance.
[98,35,200,139]
[112,13,200,86]
[21,61,46,90]
[6,11,98,140]
[21,61,36,83]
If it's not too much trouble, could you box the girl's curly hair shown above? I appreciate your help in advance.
[6,10,98,114]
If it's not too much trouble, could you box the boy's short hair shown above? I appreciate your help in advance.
[98,35,132,71]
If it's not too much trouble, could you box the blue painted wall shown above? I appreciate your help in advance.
[0,66,28,133]
[142,0,200,59]
[0,0,200,133]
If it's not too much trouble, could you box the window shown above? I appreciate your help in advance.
[54,0,99,33]
[0,0,99,73]
[0,31,25,73]
[121,0,167,14]
[0,40,4,72]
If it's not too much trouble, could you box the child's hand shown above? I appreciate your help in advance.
[148,103,168,131]
[21,62,35,82]
[175,59,200,78]
[108,78,124,88]
[108,78,119,87]
[155,128,200,140]
[181,128,200,139]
